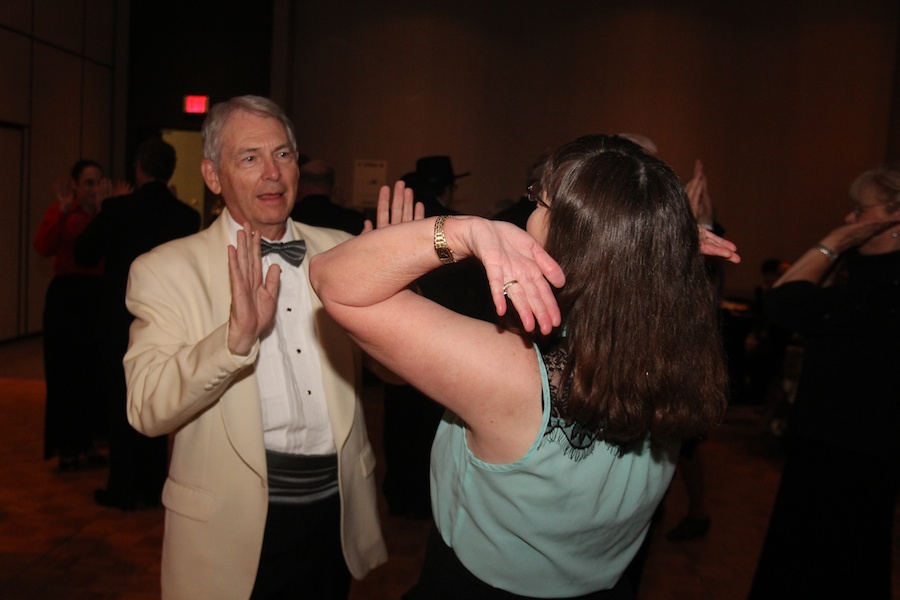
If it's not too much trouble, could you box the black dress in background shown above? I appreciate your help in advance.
[748,249,900,599]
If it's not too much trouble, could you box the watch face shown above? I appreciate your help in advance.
[437,246,454,263]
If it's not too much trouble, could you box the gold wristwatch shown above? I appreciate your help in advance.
[433,215,456,264]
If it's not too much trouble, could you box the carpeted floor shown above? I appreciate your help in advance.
[0,335,896,599]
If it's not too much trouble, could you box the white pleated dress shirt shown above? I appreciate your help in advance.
[225,214,336,456]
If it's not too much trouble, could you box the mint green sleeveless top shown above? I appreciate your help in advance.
[430,344,679,597]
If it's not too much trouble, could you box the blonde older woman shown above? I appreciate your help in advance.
[749,164,900,599]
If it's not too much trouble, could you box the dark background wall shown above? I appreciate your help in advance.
[2,0,898,341]
[0,0,122,339]
[280,0,900,297]
[126,0,274,160]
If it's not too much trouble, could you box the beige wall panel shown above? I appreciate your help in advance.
[0,0,34,32]
[27,45,82,333]
[84,0,116,65]
[34,0,83,53]
[287,0,899,297]
[82,63,113,170]
[0,29,32,125]
[162,129,206,217]
[0,127,25,341]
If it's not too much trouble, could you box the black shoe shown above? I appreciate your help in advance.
[83,449,108,467]
[137,492,161,509]
[94,488,137,511]
[667,516,710,541]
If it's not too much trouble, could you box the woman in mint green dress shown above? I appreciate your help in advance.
[311,135,739,599]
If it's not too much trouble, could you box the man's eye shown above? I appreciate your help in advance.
[243,156,256,163]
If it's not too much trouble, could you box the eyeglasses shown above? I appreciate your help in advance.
[527,183,550,209]
[851,200,897,217]
[852,203,878,217]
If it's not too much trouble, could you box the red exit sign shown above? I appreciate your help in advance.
[183,95,209,114]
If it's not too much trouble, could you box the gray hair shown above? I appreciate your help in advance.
[201,95,298,167]
[850,164,900,213]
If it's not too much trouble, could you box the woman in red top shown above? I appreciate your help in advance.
[34,159,109,471]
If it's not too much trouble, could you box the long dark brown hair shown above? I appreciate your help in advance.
[541,135,728,444]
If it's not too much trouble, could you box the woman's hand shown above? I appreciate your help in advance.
[112,180,135,197]
[820,218,900,254]
[95,178,135,207]
[463,219,566,335]
[686,159,713,228]
[54,176,74,212]
[774,215,900,287]
[699,227,740,263]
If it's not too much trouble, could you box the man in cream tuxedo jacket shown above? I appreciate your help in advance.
[124,96,386,599]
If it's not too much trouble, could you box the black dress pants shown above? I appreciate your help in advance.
[404,525,635,600]
[748,436,896,599]
[100,332,167,504]
[250,492,350,600]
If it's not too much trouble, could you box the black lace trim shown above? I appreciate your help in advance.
[540,345,605,461]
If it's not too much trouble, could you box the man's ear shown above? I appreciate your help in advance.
[201,159,221,194]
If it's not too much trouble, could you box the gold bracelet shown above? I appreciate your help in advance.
[433,215,456,264]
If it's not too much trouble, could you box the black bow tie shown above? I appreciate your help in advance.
[260,239,307,267]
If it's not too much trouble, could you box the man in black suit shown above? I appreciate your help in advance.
[290,159,367,234]
[405,155,470,217]
[75,138,200,510]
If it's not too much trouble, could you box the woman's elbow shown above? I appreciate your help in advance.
[308,254,327,297]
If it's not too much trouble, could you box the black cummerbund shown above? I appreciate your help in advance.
[265,449,339,506]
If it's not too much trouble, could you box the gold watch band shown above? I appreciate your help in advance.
[433,215,456,264]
